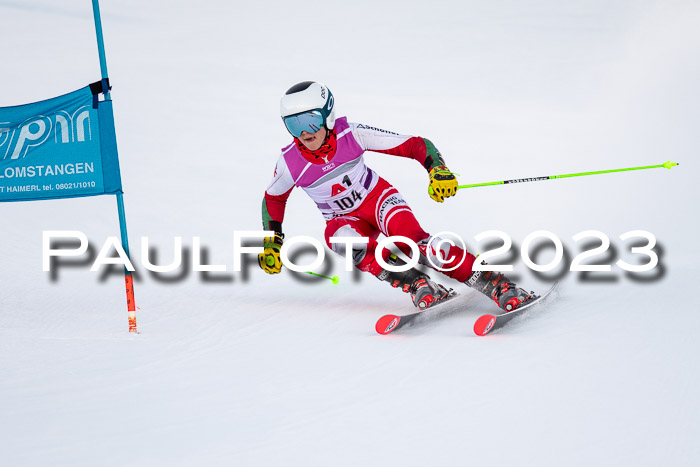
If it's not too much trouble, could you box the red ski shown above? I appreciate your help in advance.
[375,290,458,335]
[473,282,558,336]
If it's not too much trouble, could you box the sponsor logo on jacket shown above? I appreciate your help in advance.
[356,124,398,135]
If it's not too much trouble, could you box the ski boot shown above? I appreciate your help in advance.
[465,266,535,312]
[377,254,452,310]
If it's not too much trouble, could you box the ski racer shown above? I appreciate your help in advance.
[259,81,535,312]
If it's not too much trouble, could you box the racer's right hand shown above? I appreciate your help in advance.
[258,233,283,274]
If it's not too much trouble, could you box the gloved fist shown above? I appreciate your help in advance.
[258,233,283,274]
[428,165,458,203]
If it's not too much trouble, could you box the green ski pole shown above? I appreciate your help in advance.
[429,161,679,194]
[305,271,341,284]
[271,258,340,284]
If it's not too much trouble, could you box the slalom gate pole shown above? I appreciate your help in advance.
[92,0,137,333]
[430,161,679,194]
[117,194,137,332]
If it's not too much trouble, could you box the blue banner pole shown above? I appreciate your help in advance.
[92,0,137,333]
[91,0,111,100]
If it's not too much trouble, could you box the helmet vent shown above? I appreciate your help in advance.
[285,81,315,95]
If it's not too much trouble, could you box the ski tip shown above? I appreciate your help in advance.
[376,314,401,335]
[473,314,497,336]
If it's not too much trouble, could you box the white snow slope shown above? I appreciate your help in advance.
[2,1,700,466]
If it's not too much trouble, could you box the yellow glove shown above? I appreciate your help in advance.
[428,165,458,202]
[258,234,283,274]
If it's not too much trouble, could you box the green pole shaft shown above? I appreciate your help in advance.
[278,264,340,284]
[306,272,333,280]
[454,161,679,190]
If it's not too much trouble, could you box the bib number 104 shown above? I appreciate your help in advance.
[333,190,363,210]
[472,230,658,273]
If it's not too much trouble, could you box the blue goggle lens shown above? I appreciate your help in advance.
[283,110,325,138]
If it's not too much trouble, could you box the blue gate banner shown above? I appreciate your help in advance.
[0,85,122,202]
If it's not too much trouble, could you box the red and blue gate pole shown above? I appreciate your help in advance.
[92,0,137,333]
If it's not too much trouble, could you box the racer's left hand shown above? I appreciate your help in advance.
[428,165,458,202]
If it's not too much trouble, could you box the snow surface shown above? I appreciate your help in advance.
[2,0,700,465]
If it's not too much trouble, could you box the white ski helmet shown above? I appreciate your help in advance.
[280,81,336,136]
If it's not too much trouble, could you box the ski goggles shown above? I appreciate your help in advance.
[283,110,325,138]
